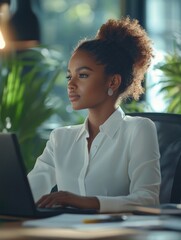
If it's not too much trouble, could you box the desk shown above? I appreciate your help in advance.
[1,216,181,240]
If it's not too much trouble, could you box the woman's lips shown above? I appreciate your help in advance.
[68,94,80,102]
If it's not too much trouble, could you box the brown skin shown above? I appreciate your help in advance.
[37,191,100,210]
[36,50,121,210]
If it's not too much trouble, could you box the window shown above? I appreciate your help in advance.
[146,0,181,111]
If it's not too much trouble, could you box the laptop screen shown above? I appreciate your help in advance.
[0,133,36,216]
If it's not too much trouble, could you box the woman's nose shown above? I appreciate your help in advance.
[67,77,77,89]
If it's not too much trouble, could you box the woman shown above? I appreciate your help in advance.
[28,17,161,213]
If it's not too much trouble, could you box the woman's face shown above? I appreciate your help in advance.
[67,50,111,110]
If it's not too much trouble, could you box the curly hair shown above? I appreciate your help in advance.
[74,17,153,100]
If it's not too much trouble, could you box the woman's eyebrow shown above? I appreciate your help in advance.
[77,66,93,72]
[67,66,93,72]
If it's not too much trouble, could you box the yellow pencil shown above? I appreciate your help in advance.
[83,215,127,224]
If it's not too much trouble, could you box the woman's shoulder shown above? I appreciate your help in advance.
[124,114,153,123]
[123,114,156,131]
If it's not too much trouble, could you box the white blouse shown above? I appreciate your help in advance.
[28,107,161,213]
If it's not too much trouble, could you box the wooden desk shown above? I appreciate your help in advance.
[0,220,141,240]
[1,217,181,240]
[1,226,181,240]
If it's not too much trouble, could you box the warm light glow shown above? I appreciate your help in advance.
[0,3,10,50]
[0,30,5,49]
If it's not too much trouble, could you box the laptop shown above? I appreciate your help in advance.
[0,133,97,219]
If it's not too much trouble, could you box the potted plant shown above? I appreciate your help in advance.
[0,46,64,171]
[154,38,181,114]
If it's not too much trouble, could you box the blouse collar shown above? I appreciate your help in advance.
[75,107,125,141]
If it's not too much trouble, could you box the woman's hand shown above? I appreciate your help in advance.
[36,191,100,210]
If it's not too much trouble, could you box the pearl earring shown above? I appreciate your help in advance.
[108,88,113,96]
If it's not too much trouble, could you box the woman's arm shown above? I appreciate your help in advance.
[28,130,56,202]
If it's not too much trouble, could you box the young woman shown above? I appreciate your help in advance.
[28,17,161,213]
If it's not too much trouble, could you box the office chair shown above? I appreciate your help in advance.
[128,112,181,204]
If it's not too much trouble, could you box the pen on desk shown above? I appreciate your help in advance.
[83,215,127,224]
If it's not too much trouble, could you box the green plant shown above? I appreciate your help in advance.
[154,39,181,114]
[0,46,64,171]
[120,98,151,113]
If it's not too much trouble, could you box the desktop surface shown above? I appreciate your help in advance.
[1,215,181,240]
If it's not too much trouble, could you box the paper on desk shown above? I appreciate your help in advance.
[121,215,181,231]
[24,213,181,232]
[22,213,172,231]
[23,214,124,230]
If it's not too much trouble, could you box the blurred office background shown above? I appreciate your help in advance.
[0,0,181,170]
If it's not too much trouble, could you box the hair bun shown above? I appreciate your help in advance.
[96,19,128,43]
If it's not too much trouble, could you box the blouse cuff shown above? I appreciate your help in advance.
[96,196,128,213]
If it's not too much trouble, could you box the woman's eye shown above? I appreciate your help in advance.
[79,73,88,78]
[66,75,71,81]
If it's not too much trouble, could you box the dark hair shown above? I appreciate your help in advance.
[74,17,153,100]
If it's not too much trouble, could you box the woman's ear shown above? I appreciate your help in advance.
[109,74,121,91]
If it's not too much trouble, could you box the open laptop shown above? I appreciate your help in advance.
[0,133,97,219]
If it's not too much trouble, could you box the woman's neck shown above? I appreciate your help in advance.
[88,105,117,128]
[88,105,116,136]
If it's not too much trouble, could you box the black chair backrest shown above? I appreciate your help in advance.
[128,112,181,204]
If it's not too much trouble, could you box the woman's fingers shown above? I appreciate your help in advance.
[37,191,71,208]
[36,191,100,210]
